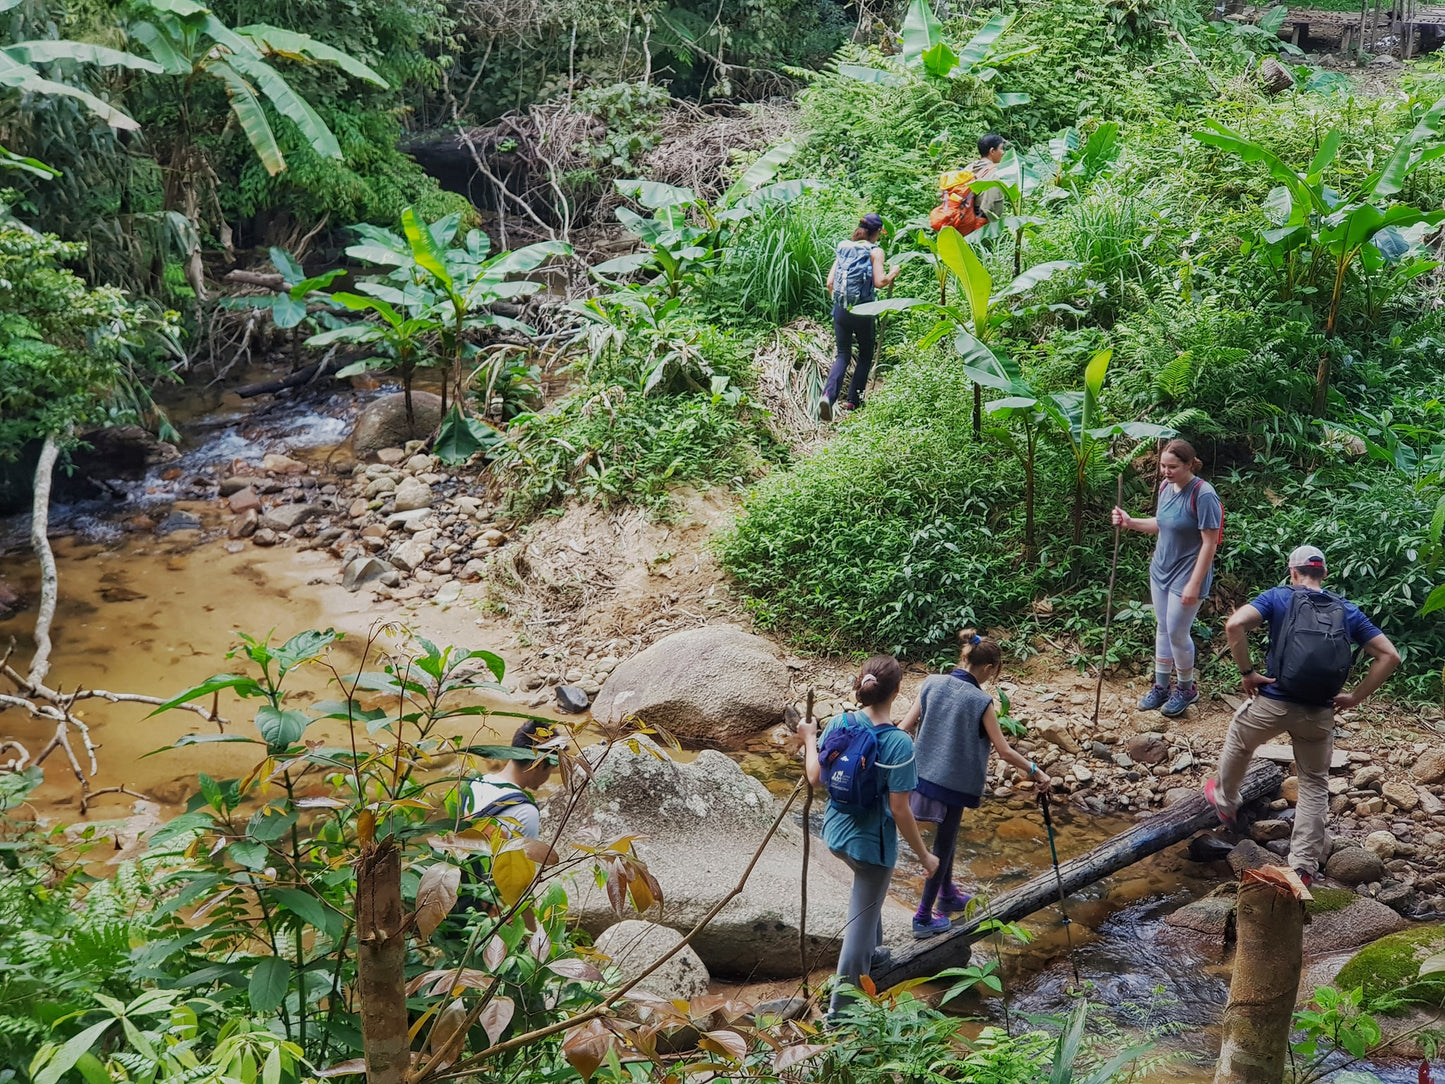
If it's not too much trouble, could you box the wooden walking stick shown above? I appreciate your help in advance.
[1093,471,1125,726]
[798,688,815,985]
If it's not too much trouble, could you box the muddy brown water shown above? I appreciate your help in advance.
[0,383,1421,1083]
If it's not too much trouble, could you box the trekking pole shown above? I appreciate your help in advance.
[1039,792,1082,987]
[798,688,815,986]
[1092,470,1125,726]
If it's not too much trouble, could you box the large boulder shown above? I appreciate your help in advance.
[1334,923,1445,1001]
[593,920,710,1001]
[1325,845,1386,886]
[352,391,443,455]
[543,735,913,978]
[1302,890,1411,955]
[589,626,790,744]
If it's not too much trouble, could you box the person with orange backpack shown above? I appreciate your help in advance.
[929,134,1008,236]
[1110,438,1223,718]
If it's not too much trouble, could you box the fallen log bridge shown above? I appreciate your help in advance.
[873,759,1283,987]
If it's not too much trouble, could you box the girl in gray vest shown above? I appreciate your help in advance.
[899,630,1052,938]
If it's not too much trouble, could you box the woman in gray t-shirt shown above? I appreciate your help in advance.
[1110,438,1223,718]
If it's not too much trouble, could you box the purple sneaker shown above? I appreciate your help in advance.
[938,887,973,913]
[912,913,952,939]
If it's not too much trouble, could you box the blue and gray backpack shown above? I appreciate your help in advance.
[833,241,878,307]
[819,712,900,812]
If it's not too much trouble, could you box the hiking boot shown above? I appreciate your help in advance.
[1160,685,1200,718]
[818,396,833,422]
[911,913,952,939]
[1205,778,1237,829]
[1138,683,1171,711]
[870,945,892,969]
[1293,868,1314,888]
[840,401,859,413]
[938,887,973,913]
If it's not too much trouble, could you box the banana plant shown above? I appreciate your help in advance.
[840,1,1035,109]
[124,0,387,297]
[310,207,570,463]
[856,226,1074,438]
[603,141,822,298]
[0,25,162,130]
[219,245,344,366]
[1194,105,1445,416]
[966,349,1175,550]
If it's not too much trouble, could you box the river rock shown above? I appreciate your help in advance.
[555,685,590,714]
[1382,781,1419,812]
[1363,830,1398,861]
[261,502,324,532]
[546,734,913,977]
[593,920,710,1001]
[1187,832,1235,863]
[391,538,429,573]
[1227,839,1274,875]
[1414,749,1445,785]
[1164,892,1236,938]
[1282,776,1299,804]
[1034,719,1080,754]
[157,510,201,534]
[363,476,397,498]
[1325,845,1386,886]
[1251,819,1292,843]
[228,487,261,514]
[219,475,252,496]
[261,452,306,475]
[343,556,390,592]
[0,581,21,621]
[1333,923,1445,1000]
[229,508,258,539]
[393,476,434,512]
[1303,890,1411,955]
[386,509,432,531]
[252,528,279,547]
[1127,734,1169,766]
[1353,765,1385,790]
[352,391,444,455]
[590,626,789,744]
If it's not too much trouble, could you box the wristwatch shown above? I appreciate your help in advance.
[1239,667,1256,677]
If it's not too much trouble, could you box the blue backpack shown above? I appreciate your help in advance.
[833,241,878,307]
[819,712,899,812]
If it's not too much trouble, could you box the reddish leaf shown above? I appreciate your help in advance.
[561,1019,613,1082]
[479,995,515,1046]
[701,1029,748,1062]
[519,837,557,866]
[604,861,627,919]
[483,935,507,970]
[405,969,451,996]
[774,1043,829,1071]
[859,974,877,996]
[547,958,605,983]
[414,863,461,939]
[429,998,468,1063]
[528,925,551,962]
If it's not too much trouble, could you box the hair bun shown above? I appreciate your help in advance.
[957,627,979,645]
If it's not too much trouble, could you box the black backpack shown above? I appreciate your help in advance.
[1266,587,1356,705]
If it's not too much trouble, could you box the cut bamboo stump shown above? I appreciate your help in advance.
[871,759,1283,987]
[1215,876,1306,1084]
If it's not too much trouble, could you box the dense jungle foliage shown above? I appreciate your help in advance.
[6,0,1445,1077]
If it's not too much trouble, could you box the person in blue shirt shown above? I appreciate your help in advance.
[797,655,937,1020]
[1111,438,1224,718]
[1207,544,1400,885]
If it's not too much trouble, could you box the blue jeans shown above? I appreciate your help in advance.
[826,303,877,406]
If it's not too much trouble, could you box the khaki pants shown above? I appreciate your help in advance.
[1216,695,1334,876]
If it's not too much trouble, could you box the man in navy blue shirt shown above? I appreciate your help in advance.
[1206,545,1400,885]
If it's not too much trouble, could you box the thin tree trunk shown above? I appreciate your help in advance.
[1215,877,1305,1084]
[27,435,61,690]
[1023,426,1036,562]
[973,383,982,439]
[356,839,409,1084]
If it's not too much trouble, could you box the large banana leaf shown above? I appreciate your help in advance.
[210,60,282,171]
[0,52,140,128]
[401,205,451,288]
[1081,348,1111,433]
[0,144,58,176]
[227,53,339,160]
[1193,120,1322,216]
[901,0,943,67]
[836,62,905,85]
[236,24,387,87]
[347,223,412,267]
[994,260,1076,300]
[718,140,796,208]
[615,178,697,210]
[955,12,1012,71]
[125,19,192,75]
[936,227,990,334]
[481,239,572,277]
[4,40,163,73]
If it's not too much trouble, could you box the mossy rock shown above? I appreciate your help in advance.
[1306,888,1358,916]
[1334,923,1445,1003]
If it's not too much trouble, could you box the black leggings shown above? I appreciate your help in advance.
[918,802,964,915]
[826,303,877,406]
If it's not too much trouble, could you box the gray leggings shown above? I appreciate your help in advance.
[830,851,891,1016]
[1150,580,1203,675]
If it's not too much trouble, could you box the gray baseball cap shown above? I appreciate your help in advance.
[1287,544,1326,572]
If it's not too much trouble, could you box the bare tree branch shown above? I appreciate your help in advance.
[27,435,60,689]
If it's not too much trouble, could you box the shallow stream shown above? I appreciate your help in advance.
[0,378,1424,1083]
